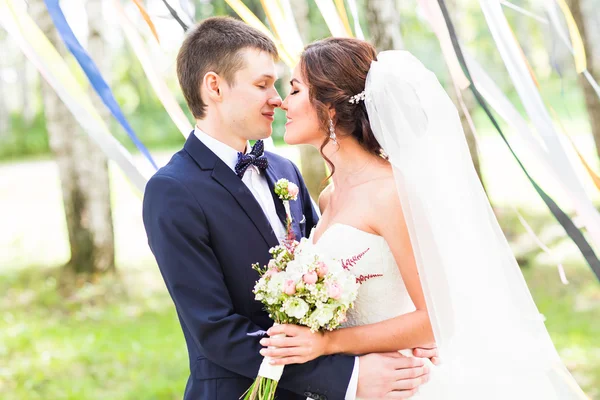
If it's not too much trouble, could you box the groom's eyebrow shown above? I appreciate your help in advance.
[256,74,276,81]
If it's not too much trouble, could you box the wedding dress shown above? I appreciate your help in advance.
[309,223,585,399]
[305,50,591,398]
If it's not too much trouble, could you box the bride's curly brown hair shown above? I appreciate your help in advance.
[300,38,382,176]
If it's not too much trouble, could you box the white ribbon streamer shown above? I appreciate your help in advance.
[314,0,350,37]
[346,0,365,39]
[479,0,600,251]
[0,0,149,192]
[111,0,192,138]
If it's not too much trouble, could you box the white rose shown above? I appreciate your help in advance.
[310,305,336,326]
[283,297,310,319]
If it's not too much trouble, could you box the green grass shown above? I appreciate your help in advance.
[1,260,598,399]
[1,140,599,399]
[524,264,600,398]
[0,267,188,400]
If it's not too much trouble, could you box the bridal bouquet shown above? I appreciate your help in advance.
[244,238,360,400]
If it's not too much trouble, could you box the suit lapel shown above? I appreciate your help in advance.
[213,163,281,248]
[264,165,289,229]
[184,133,280,248]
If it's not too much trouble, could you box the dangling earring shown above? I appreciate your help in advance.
[329,118,338,145]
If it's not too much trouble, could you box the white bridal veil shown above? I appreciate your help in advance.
[364,51,588,398]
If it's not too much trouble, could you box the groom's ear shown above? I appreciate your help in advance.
[203,72,223,103]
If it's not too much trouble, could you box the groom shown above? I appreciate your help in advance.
[143,17,430,399]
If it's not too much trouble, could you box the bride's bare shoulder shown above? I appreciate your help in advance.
[318,183,334,214]
[368,171,401,210]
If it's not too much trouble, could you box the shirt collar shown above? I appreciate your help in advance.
[193,126,250,172]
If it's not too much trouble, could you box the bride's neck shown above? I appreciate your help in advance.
[323,136,379,188]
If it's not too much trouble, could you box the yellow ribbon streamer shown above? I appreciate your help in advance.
[314,0,350,37]
[111,0,192,138]
[555,0,586,73]
[224,0,296,67]
[131,0,160,44]
[551,108,600,192]
[334,0,354,38]
[506,21,600,193]
[260,0,303,62]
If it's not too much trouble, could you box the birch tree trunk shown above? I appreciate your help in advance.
[365,0,404,51]
[31,0,115,277]
[568,0,600,163]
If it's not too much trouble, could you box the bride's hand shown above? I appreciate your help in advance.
[259,324,329,366]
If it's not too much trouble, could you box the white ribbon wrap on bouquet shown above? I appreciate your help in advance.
[257,332,286,381]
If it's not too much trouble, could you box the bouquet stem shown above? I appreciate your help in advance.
[243,376,279,400]
[243,328,285,400]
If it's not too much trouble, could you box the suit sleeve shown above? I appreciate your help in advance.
[143,173,353,399]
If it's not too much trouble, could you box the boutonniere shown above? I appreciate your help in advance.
[274,179,299,242]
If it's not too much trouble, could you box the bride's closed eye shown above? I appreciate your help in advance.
[290,89,299,95]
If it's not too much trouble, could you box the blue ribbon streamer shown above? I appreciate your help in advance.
[44,0,158,170]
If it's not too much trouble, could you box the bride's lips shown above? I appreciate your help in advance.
[262,112,274,121]
[285,118,292,126]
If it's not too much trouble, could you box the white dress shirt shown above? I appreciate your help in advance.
[194,127,287,242]
[194,127,359,400]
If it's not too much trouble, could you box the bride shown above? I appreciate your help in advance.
[258,38,588,399]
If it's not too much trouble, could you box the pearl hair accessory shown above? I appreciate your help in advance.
[348,90,366,104]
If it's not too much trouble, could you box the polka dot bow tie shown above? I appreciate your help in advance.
[235,139,269,178]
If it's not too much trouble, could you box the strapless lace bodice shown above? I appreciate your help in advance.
[308,224,570,400]
[309,224,416,328]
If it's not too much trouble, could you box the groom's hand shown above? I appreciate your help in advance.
[412,343,440,365]
[356,352,430,399]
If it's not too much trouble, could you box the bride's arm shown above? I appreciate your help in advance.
[326,183,433,354]
[260,183,435,365]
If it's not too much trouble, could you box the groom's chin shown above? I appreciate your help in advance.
[252,131,272,141]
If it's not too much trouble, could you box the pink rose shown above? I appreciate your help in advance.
[283,279,297,295]
[315,261,328,278]
[288,183,299,199]
[265,267,278,277]
[302,271,318,285]
[327,282,342,300]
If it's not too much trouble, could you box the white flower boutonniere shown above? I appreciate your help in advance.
[274,179,299,241]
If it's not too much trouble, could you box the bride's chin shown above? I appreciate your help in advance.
[283,133,303,146]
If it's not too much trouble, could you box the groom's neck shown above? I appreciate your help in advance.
[196,118,247,153]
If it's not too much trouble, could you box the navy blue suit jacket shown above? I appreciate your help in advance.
[143,133,354,400]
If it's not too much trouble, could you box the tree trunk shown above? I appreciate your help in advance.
[85,0,116,274]
[0,31,7,138]
[365,0,404,51]
[30,0,115,276]
[18,55,36,126]
[290,0,327,201]
[447,0,484,186]
[568,0,600,163]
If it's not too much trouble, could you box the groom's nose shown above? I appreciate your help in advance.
[268,92,282,108]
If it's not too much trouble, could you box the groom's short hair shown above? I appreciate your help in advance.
[177,17,279,119]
